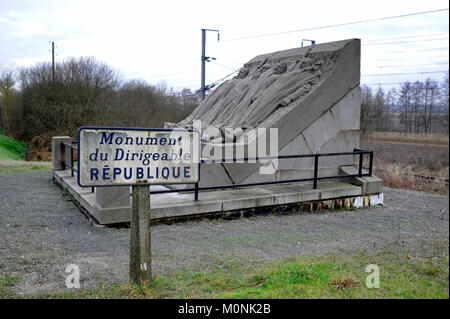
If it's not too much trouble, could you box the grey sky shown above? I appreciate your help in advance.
[0,0,448,92]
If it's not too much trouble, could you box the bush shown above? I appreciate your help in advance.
[5,57,198,142]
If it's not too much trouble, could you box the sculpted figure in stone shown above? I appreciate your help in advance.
[173,48,337,143]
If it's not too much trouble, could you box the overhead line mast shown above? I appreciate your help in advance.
[200,28,220,100]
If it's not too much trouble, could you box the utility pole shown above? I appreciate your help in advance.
[51,41,55,83]
[200,29,220,100]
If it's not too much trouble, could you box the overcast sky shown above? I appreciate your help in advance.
[1,0,448,92]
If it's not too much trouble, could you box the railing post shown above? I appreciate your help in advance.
[70,146,74,177]
[313,154,319,189]
[369,151,373,176]
[194,182,199,201]
[51,136,71,170]
[358,153,363,177]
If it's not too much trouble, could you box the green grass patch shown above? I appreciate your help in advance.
[0,165,50,172]
[0,134,27,160]
[27,250,449,299]
[0,275,21,298]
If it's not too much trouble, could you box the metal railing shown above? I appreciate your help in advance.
[61,141,95,193]
[60,140,374,201]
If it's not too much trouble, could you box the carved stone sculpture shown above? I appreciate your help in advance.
[166,39,362,188]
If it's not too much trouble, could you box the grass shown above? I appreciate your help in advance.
[0,134,51,172]
[362,131,449,146]
[0,163,51,172]
[0,275,21,299]
[361,134,449,194]
[8,250,446,299]
[0,134,27,161]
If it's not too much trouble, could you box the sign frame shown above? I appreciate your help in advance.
[76,126,201,188]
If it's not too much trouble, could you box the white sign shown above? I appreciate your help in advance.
[77,127,200,187]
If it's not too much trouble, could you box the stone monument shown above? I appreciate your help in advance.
[52,38,383,225]
[167,39,363,188]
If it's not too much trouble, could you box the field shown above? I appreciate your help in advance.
[361,132,449,145]
[361,132,449,194]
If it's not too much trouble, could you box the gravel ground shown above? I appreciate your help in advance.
[0,170,448,296]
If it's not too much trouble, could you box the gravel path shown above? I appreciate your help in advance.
[0,170,448,295]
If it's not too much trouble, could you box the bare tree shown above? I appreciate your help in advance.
[442,72,449,110]
[360,85,373,131]
[18,57,120,139]
[0,66,15,135]
[398,81,413,132]
[423,78,439,133]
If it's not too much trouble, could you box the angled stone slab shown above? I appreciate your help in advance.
[330,86,361,131]
[302,110,339,154]
[263,39,360,150]
[277,132,314,170]
[317,131,360,167]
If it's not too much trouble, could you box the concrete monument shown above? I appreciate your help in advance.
[167,39,367,188]
[52,38,383,225]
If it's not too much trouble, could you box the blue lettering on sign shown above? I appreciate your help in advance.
[124,168,132,179]
[90,166,195,181]
[137,167,144,179]
[90,168,99,180]
[99,132,114,144]
[184,166,191,178]
[113,168,121,179]
[103,166,110,180]
[114,148,124,160]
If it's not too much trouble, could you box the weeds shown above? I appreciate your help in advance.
[330,278,360,290]
[361,132,449,145]
[361,137,448,194]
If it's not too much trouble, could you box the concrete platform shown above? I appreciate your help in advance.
[53,169,383,225]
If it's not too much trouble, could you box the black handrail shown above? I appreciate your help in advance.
[61,141,94,193]
[60,140,374,201]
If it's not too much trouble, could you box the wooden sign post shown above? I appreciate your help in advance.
[77,126,200,286]
[129,183,151,284]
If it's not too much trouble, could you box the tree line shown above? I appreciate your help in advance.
[0,57,199,142]
[1,58,449,143]
[361,73,449,133]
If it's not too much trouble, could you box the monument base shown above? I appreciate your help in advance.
[53,169,383,225]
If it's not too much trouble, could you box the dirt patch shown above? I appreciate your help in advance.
[330,278,360,290]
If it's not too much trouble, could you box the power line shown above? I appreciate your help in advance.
[364,46,449,56]
[364,78,448,86]
[378,62,449,68]
[212,62,239,71]
[206,69,240,89]
[362,70,448,77]
[363,82,403,86]
[374,55,450,62]
[220,59,246,66]
[223,8,449,41]
[363,32,449,43]
[125,69,198,79]
[363,82,420,86]
[363,37,449,46]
